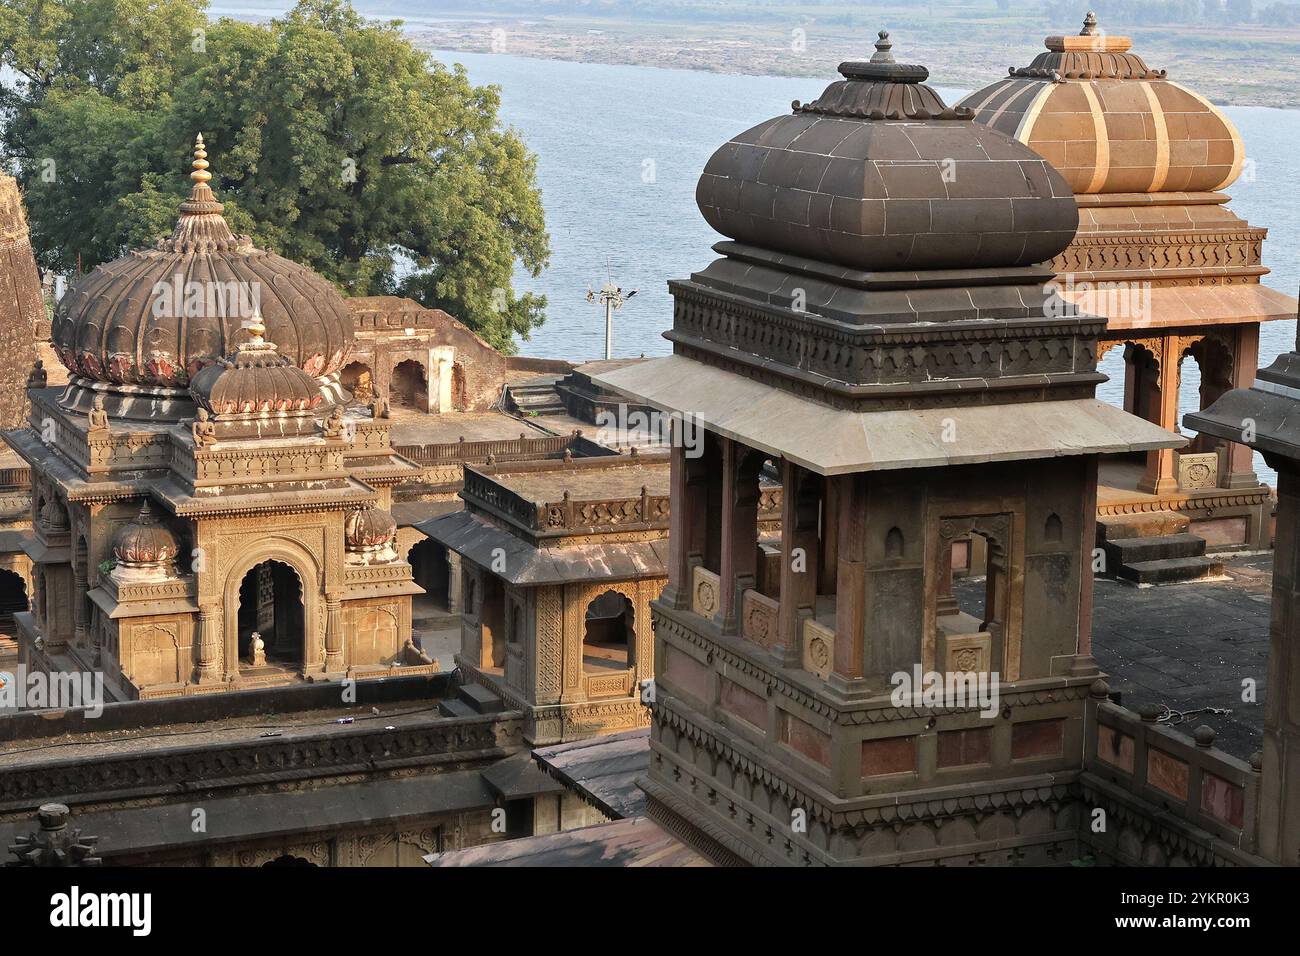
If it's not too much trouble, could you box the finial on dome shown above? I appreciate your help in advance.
[1081,11,1099,36]
[191,133,212,187]
[872,30,895,64]
[238,304,275,352]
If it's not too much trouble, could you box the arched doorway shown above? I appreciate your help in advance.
[237,560,304,668]
[0,569,28,638]
[391,359,428,410]
[451,363,467,410]
[340,361,374,403]
[583,590,634,673]
[408,538,449,609]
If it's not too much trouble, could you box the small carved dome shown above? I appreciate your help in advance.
[188,308,325,415]
[958,15,1244,194]
[38,499,69,533]
[344,503,397,553]
[52,134,353,388]
[112,502,179,568]
[695,31,1078,271]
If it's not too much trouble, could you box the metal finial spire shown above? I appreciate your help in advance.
[191,133,211,187]
[239,304,273,351]
[1081,11,1099,36]
[871,29,895,64]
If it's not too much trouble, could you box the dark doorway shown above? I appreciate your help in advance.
[237,560,304,666]
[391,359,428,410]
[0,569,28,637]
[409,538,450,609]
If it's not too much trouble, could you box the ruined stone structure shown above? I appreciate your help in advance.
[344,296,510,413]
[960,15,1295,567]
[3,138,430,700]
[0,174,42,431]
[425,452,691,744]
[593,33,1202,865]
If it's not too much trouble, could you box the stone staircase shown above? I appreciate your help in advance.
[506,376,567,417]
[1098,511,1225,586]
[438,681,506,718]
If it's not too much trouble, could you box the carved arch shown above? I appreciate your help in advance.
[221,537,321,680]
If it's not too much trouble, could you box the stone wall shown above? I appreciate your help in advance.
[0,175,41,429]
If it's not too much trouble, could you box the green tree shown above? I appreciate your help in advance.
[0,0,550,352]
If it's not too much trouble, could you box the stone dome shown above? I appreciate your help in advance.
[188,308,325,415]
[957,14,1244,194]
[695,31,1078,272]
[112,502,180,568]
[344,503,397,554]
[52,135,353,388]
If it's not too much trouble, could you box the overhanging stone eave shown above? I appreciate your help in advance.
[1185,380,1300,461]
[592,355,1183,476]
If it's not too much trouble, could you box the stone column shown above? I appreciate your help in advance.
[446,550,463,613]
[1221,324,1261,489]
[1071,456,1100,676]
[1137,334,1180,496]
[324,592,344,672]
[831,472,866,684]
[1259,461,1300,865]
[718,437,759,634]
[72,557,87,650]
[664,427,708,609]
[197,603,222,683]
[776,460,819,669]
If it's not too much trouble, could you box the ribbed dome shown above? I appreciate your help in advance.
[958,14,1244,194]
[52,135,353,387]
[188,309,325,415]
[112,502,179,568]
[695,31,1078,272]
[344,503,397,553]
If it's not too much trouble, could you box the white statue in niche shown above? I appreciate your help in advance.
[248,631,266,667]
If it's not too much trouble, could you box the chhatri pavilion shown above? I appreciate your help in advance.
[4,138,430,699]
[960,14,1297,578]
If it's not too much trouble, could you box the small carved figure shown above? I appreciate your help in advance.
[26,359,46,389]
[370,394,389,419]
[87,396,109,434]
[191,408,217,448]
[248,631,266,667]
[322,405,346,439]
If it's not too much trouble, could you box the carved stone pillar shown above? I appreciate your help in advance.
[446,550,463,613]
[324,592,344,672]
[831,472,866,685]
[197,603,222,683]
[1071,456,1101,677]
[72,557,87,650]
[776,460,819,669]
[718,437,759,634]
[1221,324,1261,489]
[1137,334,1180,496]
[665,429,708,609]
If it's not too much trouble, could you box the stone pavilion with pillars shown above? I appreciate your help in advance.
[4,137,429,699]
[593,33,1182,865]
[960,14,1296,570]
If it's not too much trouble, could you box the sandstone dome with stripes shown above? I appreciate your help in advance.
[957,13,1244,195]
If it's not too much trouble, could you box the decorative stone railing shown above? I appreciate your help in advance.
[585,668,634,700]
[0,466,30,489]
[182,442,348,487]
[691,566,721,620]
[395,432,606,465]
[1086,698,1259,852]
[741,588,778,647]
[801,618,834,681]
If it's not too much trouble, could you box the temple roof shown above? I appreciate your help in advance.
[52,135,354,390]
[958,15,1244,194]
[592,355,1183,475]
[695,31,1078,272]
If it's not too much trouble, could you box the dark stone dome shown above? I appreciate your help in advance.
[52,135,353,388]
[112,502,180,568]
[344,503,397,553]
[695,31,1078,271]
[189,310,325,415]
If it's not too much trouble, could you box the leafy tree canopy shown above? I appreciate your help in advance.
[0,0,550,352]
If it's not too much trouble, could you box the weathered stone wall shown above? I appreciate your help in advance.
[0,175,41,429]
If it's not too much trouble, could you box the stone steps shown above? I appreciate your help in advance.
[507,380,567,416]
[438,698,477,718]
[1116,555,1226,586]
[1097,511,1223,585]
[457,682,505,714]
[1104,532,1206,566]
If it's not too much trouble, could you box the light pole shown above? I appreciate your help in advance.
[586,281,637,360]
